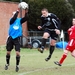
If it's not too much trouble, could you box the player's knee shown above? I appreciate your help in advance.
[16,51,20,55]
[50,42,56,46]
[63,50,68,55]
[50,40,56,46]
[50,43,55,46]
[43,36,48,39]
[7,51,11,55]
[43,33,49,39]
[71,53,75,58]
[71,50,75,57]
[63,51,68,56]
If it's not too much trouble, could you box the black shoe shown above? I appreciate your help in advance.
[5,64,9,70]
[38,48,44,53]
[54,61,61,66]
[45,57,50,61]
[16,66,19,72]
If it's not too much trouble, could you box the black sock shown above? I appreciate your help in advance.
[16,55,20,66]
[41,38,47,49]
[49,46,55,58]
[6,55,10,65]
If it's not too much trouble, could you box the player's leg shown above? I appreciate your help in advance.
[14,37,21,72]
[38,32,49,53]
[54,50,68,66]
[45,32,58,61]
[45,39,56,61]
[16,51,20,72]
[54,39,74,66]
[5,51,11,70]
[6,53,10,65]
[71,39,75,57]
[5,37,13,70]
[71,50,75,57]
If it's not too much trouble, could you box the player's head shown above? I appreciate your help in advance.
[25,8,28,14]
[41,8,48,17]
[72,18,75,25]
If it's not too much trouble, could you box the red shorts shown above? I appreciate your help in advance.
[66,39,75,52]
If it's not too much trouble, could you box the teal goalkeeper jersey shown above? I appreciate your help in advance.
[9,18,22,39]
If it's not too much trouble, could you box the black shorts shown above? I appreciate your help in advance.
[44,29,58,40]
[6,36,21,52]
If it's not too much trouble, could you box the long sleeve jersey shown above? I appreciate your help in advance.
[8,11,28,39]
[68,25,75,40]
[10,11,28,25]
[41,13,61,30]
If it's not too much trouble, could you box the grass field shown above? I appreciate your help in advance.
[0,46,75,75]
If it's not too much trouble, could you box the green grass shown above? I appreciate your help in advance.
[0,46,75,75]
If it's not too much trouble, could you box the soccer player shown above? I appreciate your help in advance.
[54,18,75,66]
[38,8,61,61]
[5,8,28,72]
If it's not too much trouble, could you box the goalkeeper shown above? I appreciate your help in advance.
[5,8,28,72]
[38,8,61,61]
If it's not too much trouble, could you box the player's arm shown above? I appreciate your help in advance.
[10,10,19,25]
[51,13,61,34]
[20,9,28,24]
[38,16,44,30]
[68,26,73,34]
[51,13,61,29]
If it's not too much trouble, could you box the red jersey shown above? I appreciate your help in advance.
[68,25,75,40]
[66,39,75,52]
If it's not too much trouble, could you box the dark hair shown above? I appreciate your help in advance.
[41,8,48,12]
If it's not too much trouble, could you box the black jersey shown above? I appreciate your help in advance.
[41,13,61,30]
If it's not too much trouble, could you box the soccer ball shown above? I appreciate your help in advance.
[18,2,28,9]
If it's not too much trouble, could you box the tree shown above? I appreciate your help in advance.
[68,0,75,12]
[3,0,75,31]
[27,0,75,31]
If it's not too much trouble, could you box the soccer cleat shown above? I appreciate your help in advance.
[38,48,44,53]
[45,55,51,61]
[16,66,19,72]
[54,61,61,66]
[5,64,9,70]
[45,57,50,61]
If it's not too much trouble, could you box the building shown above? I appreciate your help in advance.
[0,1,28,45]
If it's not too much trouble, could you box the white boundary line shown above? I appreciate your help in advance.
[18,63,75,75]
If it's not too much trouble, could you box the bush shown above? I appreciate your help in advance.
[4,0,75,31]
[27,0,75,31]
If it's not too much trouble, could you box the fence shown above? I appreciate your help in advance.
[22,31,68,48]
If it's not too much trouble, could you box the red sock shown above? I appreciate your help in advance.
[59,54,67,64]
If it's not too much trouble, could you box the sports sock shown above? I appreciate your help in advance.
[41,38,47,49]
[49,46,55,58]
[16,55,20,66]
[6,55,10,65]
[59,54,67,64]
